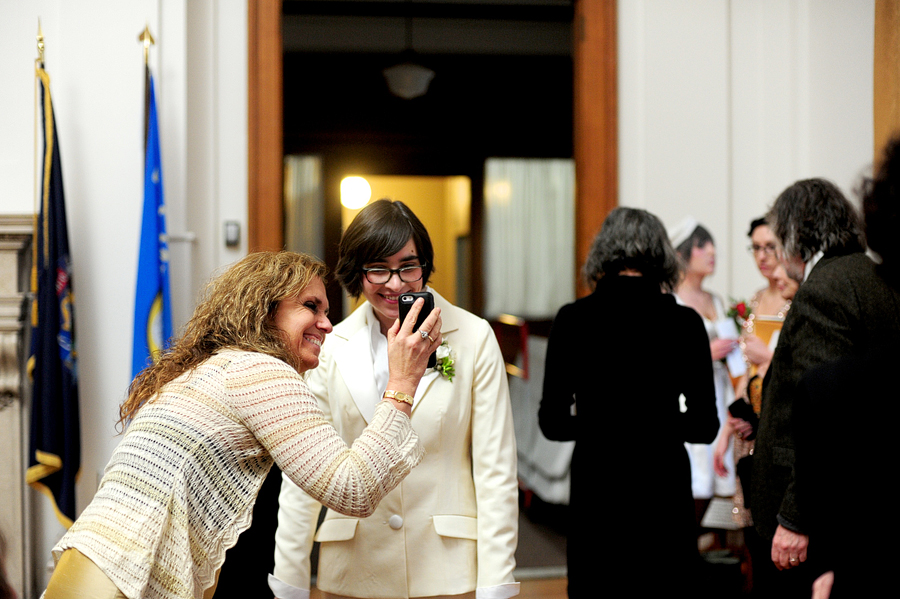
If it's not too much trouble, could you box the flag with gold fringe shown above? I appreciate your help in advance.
[27,62,80,529]
[131,71,172,378]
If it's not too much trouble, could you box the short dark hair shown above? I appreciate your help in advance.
[748,217,768,237]
[674,224,714,265]
[334,199,435,298]
[861,137,900,269]
[583,207,681,292]
[768,178,865,262]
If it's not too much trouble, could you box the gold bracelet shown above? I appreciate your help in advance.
[383,390,414,405]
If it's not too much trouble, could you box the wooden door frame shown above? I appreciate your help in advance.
[247,0,618,299]
[875,0,900,168]
[573,0,617,297]
[248,0,284,251]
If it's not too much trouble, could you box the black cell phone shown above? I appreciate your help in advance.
[727,398,758,441]
[398,291,437,368]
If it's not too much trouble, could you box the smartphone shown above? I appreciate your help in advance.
[398,291,437,368]
[727,398,758,440]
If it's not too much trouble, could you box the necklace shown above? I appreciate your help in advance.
[743,291,791,335]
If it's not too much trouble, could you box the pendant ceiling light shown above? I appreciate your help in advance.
[383,12,434,100]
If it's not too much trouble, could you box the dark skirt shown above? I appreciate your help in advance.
[565,445,702,597]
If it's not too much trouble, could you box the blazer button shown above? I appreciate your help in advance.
[388,514,403,530]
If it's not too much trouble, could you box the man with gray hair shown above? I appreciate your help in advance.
[750,177,899,597]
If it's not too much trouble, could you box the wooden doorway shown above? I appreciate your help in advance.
[247,0,617,301]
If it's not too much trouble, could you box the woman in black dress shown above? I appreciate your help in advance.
[539,207,719,597]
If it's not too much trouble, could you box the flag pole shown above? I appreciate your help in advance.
[138,24,155,150]
[36,19,44,63]
[29,24,80,528]
[33,21,44,297]
[133,24,173,377]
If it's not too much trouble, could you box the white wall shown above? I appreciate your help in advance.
[619,0,874,303]
[0,1,247,592]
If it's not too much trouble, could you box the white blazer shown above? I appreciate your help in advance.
[273,289,519,598]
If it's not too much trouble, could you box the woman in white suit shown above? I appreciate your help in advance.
[270,199,519,599]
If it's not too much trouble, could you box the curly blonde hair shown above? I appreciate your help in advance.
[119,251,327,428]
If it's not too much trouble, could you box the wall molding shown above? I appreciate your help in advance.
[0,213,33,599]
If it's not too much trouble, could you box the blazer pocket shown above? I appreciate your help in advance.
[432,515,477,540]
[773,446,795,468]
[315,518,358,542]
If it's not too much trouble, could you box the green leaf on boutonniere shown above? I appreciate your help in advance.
[434,341,455,382]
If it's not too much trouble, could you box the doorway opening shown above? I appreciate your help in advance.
[340,174,472,314]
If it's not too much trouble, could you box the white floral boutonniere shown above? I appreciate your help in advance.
[434,341,455,382]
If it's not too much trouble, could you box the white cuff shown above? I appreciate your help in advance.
[268,573,310,599]
[477,582,521,599]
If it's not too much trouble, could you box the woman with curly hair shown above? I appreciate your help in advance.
[43,251,442,599]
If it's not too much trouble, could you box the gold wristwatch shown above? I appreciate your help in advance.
[383,390,414,405]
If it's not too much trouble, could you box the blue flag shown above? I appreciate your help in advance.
[27,64,80,528]
[132,73,173,378]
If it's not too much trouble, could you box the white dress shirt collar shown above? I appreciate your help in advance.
[802,250,825,284]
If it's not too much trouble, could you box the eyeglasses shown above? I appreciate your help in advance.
[362,264,426,285]
[748,244,778,257]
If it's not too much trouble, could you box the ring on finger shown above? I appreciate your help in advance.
[420,329,430,339]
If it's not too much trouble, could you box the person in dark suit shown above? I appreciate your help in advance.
[794,138,900,599]
[539,207,719,598]
[750,177,900,597]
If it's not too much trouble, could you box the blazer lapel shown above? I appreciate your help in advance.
[410,288,460,413]
[334,309,379,424]
[334,290,461,418]
[412,370,440,414]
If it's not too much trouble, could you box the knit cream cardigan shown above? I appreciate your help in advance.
[53,350,423,599]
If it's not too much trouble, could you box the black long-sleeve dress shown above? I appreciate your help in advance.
[539,275,719,597]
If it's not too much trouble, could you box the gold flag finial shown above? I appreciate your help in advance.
[37,19,45,64]
[138,24,155,65]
